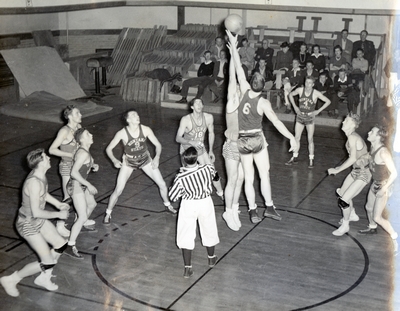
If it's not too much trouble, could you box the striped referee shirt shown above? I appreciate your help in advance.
[169,164,215,201]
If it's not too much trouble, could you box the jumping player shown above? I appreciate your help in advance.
[285,76,331,168]
[226,29,297,223]
[103,110,176,224]
[0,149,69,297]
[327,114,371,236]
[175,98,224,201]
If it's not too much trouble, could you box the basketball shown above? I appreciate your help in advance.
[224,14,243,34]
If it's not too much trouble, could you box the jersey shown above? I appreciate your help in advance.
[238,89,262,132]
[299,88,317,113]
[124,125,148,159]
[19,173,47,218]
[369,146,390,183]
[60,125,79,162]
[181,114,207,153]
[345,133,369,169]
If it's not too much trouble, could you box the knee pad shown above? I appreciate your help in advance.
[338,197,350,209]
[54,242,68,254]
[213,171,220,182]
[40,263,56,272]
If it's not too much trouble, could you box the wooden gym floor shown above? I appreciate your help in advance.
[0,89,399,311]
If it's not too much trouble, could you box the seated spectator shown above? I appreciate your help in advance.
[352,30,376,69]
[331,68,359,113]
[254,39,274,72]
[238,37,255,80]
[209,36,226,62]
[175,50,215,103]
[303,60,319,82]
[330,45,348,80]
[252,58,274,91]
[315,72,336,117]
[351,48,369,95]
[275,41,293,71]
[309,44,326,73]
[282,59,304,113]
[208,50,228,103]
[296,42,310,69]
[333,29,353,64]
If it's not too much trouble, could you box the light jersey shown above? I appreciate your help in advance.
[60,125,79,162]
[345,133,369,168]
[72,148,94,181]
[182,113,207,147]
[299,88,316,113]
[18,173,47,218]
[369,145,390,182]
[238,90,262,132]
[224,111,239,142]
[123,125,148,158]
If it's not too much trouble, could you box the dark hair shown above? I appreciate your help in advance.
[360,30,369,36]
[338,68,347,73]
[312,44,321,53]
[356,48,364,54]
[183,147,198,165]
[63,105,77,120]
[341,29,349,33]
[241,38,248,44]
[250,73,266,92]
[74,127,87,143]
[280,41,289,48]
[204,50,211,55]
[375,124,388,143]
[189,98,203,107]
[347,113,361,128]
[305,76,316,83]
[122,109,137,125]
[27,148,45,169]
[334,45,343,53]
[306,60,314,66]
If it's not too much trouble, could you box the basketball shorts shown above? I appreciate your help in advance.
[296,112,315,125]
[237,131,266,155]
[123,151,151,170]
[350,167,372,184]
[16,213,45,237]
[222,139,240,161]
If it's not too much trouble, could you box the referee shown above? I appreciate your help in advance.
[169,147,219,278]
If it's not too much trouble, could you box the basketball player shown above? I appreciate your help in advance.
[327,114,371,236]
[103,110,176,224]
[285,76,331,168]
[175,98,224,201]
[0,149,69,297]
[226,29,297,223]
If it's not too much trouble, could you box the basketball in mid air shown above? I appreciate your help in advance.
[224,14,243,34]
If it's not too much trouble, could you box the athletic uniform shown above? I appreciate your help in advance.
[222,111,240,161]
[66,148,93,196]
[59,125,79,176]
[123,125,151,169]
[297,88,316,125]
[347,133,372,183]
[169,164,219,250]
[237,90,267,154]
[16,173,46,237]
[369,146,391,194]
[180,114,207,156]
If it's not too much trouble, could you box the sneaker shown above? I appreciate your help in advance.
[103,213,111,224]
[358,227,378,235]
[332,221,350,236]
[222,210,239,231]
[34,270,58,291]
[56,224,70,238]
[308,159,314,168]
[208,255,218,267]
[81,226,98,233]
[83,219,95,226]
[183,266,194,278]
[175,97,187,104]
[64,245,84,260]
[0,272,21,297]
[232,208,241,228]
[249,209,262,224]
[263,205,282,221]
[165,205,178,215]
[285,157,298,166]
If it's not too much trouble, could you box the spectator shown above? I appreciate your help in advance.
[333,29,353,64]
[208,49,229,103]
[275,42,293,71]
[238,37,255,80]
[352,30,376,68]
[251,58,274,90]
[254,39,274,72]
[209,36,226,62]
[308,44,326,73]
[330,45,348,80]
[175,50,215,103]
[296,42,310,69]
[351,48,369,95]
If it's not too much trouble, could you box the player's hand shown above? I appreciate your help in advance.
[58,210,69,220]
[58,202,70,211]
[87,184,98,195]
[327,168,338,175]
[225,29,238,46]
[288,137,298,153]
[113,160,122,168]
[92,164,99,172]
[209,151,215,163]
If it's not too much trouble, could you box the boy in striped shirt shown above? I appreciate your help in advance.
[169,147,219,278]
